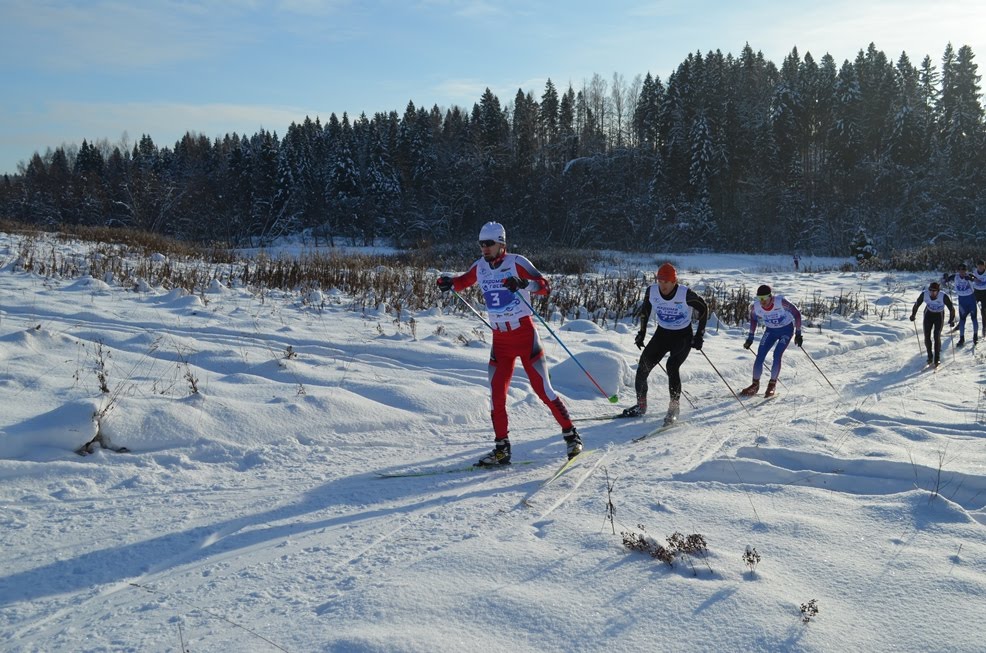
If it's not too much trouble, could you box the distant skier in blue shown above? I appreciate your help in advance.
[952,263,978,346]
[973,260,986,340]
[740,284,803,398]
[910,281,955,366]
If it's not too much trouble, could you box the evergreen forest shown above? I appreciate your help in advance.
[1,42,983,256]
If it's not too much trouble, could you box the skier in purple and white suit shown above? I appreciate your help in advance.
[972,260,986,340]
[740,284,803,398]
[952,263,978,347]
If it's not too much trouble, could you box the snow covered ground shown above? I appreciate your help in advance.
[1,232,984,652]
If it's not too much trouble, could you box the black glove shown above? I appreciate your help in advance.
[503,276,529,292]
[634,331,646,350]
[794,332,803,347]
[743,337,753,350]
[691,333,704,351]
[949,319,955,328]
[437,275,453,292]
[909,314,916,321]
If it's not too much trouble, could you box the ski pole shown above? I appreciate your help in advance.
[658,360,697,409]
[514,292,619,404]
[945,315,959,361]
[451,290,492,330]
[798,345,840,396]
[699,350,750,416]
[912,317,922,353]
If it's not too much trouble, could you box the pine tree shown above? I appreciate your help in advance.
[72,139,107,226]
[476,88,508,154]
[558,85,577,161]
[830,61,863,172]
[854,43,896,162]
[633,72,664,152]
[937,44,984,177]
[248,130,281,245]
[539,79,560,152]
[512,88,538,170]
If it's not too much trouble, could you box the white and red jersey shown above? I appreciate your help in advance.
[749,295,802,333]
[451,252,549,329]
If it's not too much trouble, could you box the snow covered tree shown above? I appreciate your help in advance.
[248,130,281,245]
[325,114,362,244]
[937,44,984,179]
[850,228,878,261]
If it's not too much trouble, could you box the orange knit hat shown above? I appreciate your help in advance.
[656,263,677,282]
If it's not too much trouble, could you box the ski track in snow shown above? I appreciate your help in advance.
[2,234,985,652]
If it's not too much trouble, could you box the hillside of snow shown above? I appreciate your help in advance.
[1,233,984,652]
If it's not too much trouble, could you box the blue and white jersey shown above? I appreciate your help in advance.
[953,274,975,297]
[751,295,799,330]
[474,254,537,324]
[646,284,693,330]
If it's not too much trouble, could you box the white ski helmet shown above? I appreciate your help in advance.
[478,221,506,244]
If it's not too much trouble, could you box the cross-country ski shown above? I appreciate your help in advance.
[376,459,539,478]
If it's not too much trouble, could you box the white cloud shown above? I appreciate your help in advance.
[431,78,491,105]
[1,1,238,71]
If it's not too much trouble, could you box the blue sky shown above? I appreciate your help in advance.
[1,0,983,176]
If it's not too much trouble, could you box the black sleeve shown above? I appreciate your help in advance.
[685,288,709,335]
[911,293,924,315]
[637,286,653,333]
[944,295,956,318]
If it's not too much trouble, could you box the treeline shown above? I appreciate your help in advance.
[0,42,983,255]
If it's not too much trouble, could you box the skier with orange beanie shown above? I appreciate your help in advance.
[622,262,708,426]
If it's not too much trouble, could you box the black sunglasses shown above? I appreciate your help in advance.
[478,240,498,247]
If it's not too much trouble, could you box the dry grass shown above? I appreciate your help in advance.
[1,223,888,327]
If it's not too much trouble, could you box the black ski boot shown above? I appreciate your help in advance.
[475,439,511,466]
[621,398,647,418]
[563,428,583,459]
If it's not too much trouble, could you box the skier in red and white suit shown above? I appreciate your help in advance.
[437,222,582,467]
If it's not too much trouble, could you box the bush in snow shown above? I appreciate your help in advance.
[743,545,761,574]
[800,598,819,624]
[621,525,712,575]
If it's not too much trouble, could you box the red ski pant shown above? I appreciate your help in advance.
[488,321,572,440]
